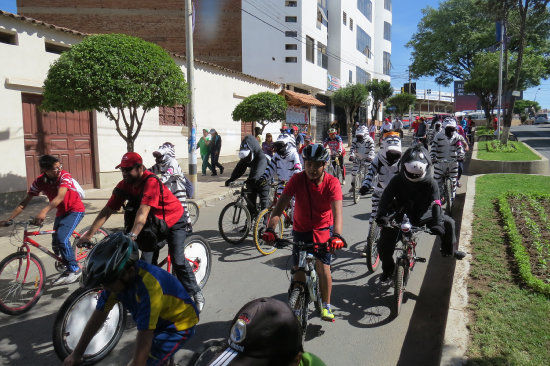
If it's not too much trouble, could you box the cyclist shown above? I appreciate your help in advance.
[430,117,465,203]
[0,155,85,285]
[428,119,442,147]
[323,128,346,185]
[262,144,346,321]
[414,117,429,149]
[258,134,302,197]
[77,152,205,311]
[63,232,198,366]
[375,145,466,282]
[348,125,375,193]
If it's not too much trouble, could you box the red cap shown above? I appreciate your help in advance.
[292,125,299,132]
[115,152,143,169]
[415,116,420,120]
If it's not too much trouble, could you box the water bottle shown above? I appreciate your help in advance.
[401,214,412,236]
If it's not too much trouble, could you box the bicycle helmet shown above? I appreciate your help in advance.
[443,117,457,137]
[82,232,139,288]
[302,143,329,162]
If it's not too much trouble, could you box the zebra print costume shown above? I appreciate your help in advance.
[430,130,465,201]
[350,127,375,178]
[261,136,302,194]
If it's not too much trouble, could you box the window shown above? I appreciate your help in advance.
[0,30,17,45]
[349,70,353,83]
[159,105,186,126]
[285,1,297,6]
[306,36,314,63]
[343,11,347,25]
[286,57,298,63]
[317,41,328,69]
[356,26,372,58]
[356,67,371,84]
[384,22,391,41]
[285,31,298,37]
[358,0,372,22]
[317,0,328,27]
[285,16,297,23]
[384,0,392,11]
[350,18,353,31]
[45,41,71,54]
[286,43,298,50]
[383,52,391,76]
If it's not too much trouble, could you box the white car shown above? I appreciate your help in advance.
[534,113,549,124]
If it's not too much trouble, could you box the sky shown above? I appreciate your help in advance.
[1,0,548,109]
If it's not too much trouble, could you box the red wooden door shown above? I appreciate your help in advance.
[241,121,254,139]
[22,93,95,189]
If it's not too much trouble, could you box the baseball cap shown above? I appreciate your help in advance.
[210,129,217,134]
[208,297,303,366]
[115,152,143,169]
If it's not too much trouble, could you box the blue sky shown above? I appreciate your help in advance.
[1,0,548,108]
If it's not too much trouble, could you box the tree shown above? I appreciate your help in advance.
[386,93,417,117]
[365,79,394,123]
[331,83,368,144]
[231,92,287,135]
[42,34,189,152]
[464,52,500,121]
[514,99,540,122]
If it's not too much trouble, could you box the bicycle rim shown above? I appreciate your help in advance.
[445,178,453,214]
[288,285,307,334]
[184,235,212,289]
[186,201,200,226]
[394,264,405,317]
[366,223,380,272]
[253,208,283,256]
[74,226,109,268]
[0,252,45,315]
[218,202,251,244]
[353,175,359,204]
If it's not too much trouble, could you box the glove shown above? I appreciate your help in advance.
[431,157,438,164]
[224,179,232,187]
[328,233,346,251]
[430,224,445,236]
[375,216,390,227]
[261,228,277,243]
[359,185,370,196]
[256,177,267,188]
[349,155,355,162]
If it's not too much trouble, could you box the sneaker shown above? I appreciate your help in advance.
[321,306,335,321]
[193,291,205,312]
[453,251,466,260]
[380,271,392,282]
[342,180,346,186]
[220,166,224,175]
[211,172,217,176]
[457,181,462,188]
[53,269,82,286]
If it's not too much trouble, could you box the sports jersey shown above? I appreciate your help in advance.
[322,136,343,155]
[28,170,85,216]
[96,260,199,332]
[106,170,183,227]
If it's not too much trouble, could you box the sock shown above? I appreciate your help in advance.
[323,303,331,310]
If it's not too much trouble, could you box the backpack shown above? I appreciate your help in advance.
[182,176,194,199]
[71,178,85,199]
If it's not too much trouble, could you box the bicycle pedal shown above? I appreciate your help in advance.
[415,257,426,262]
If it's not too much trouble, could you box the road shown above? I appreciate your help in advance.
[511,124,550,160]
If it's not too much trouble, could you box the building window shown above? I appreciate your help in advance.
[384,0,392,11]
[349,70,353,83]
[317,41,328,69]
[285,31,298,38]
[285,1,297,7]
[350,18,353,31]
[0,30,17,45]
[356,67,371,84]
[317,0,328,27]
[286,43,298,50]
[383,52,391,76]
[45,41,71,54]
[286,57,298,63]
[384,22,391,41]
[358,0,372,22]
[343,11,347,26]
[306,36,314,63]
[285,16,297,23]
[356,26,372,58]
[159,105,186,126]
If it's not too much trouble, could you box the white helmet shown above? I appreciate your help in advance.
[442,117,457,129]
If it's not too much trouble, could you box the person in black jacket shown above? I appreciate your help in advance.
[225,135,270,216]
[209,129,224,176]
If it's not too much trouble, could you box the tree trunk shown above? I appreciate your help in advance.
[345,108,353,147]
[127,139,134,152]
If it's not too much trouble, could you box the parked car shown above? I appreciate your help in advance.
[534,113,549,124]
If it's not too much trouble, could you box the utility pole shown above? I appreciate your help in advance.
[408,67,412,126]
[185,0,197,197]
[496,20,504,140]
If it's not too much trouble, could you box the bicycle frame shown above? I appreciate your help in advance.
[19,224,83,266]
[294,247,318,303]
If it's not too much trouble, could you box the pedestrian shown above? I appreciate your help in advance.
[492,114,498,130]
[368,120,377,141]
[392,117,404,139]
[196,128,213,176]
[255,126,262,145]
[209,129,224,176]
[414,117,429,150]
[262,132,274,157]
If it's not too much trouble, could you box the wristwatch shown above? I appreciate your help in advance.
[129,232,138,240]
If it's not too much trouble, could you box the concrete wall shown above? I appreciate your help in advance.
[469,141,550,175]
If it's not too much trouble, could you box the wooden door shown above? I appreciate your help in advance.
[241,121,254,139]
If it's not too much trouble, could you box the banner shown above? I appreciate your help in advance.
[286,106,309,125]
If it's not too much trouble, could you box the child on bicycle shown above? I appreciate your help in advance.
[0,155,85,286]
[262,144,346,321]
[63,232,198,366]
[323,128,346,185]
[348,126,375,193]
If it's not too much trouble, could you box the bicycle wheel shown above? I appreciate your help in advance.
[312,274,323,315]
[54,226,109,274]
[187,340,228,366]
[184,235,212,289]
[365,222,380,272]
[186,201,200,226]
[288,284,308,335]
[393,262,406,317]
[444,177,453,215]
[352,174,360,204]
[218,202,251,244]
[0,252,45,315]
[253,208,284,256]
[53,287,127,364]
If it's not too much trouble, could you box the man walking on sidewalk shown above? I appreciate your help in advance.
[209,129,224,176]
[197,128,213,176]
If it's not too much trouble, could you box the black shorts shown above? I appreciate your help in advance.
[292,228,333,266]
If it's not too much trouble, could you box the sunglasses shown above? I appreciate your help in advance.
[120,166,136,173]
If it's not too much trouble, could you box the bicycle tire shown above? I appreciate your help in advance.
[184,235,212,289]
[0,252,45,315]
[394,263,405,317]
[53,226,109,274]
[253,208,284,256]
[365,222,380,272]
[186,339,228,366]
[444,177,453,215]
[352,174,360,204]
[186,201,200,226]
[52,287,127,365]
[312,275,323,315]
[218,202,251,244]
[288,284,308,335]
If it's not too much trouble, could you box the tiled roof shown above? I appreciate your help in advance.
[0,9,89,36]
[279,89,326,107]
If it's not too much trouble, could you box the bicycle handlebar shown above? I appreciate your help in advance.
[274,238,330,252]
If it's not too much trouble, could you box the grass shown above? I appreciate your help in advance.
[477,140,541,161]
[466,174,550,366]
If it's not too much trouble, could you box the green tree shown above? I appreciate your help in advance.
[42,34,189,152]
[514,99,540,122]
[386,93,417,117]
[231,92,287,135]
[331,83,368,144]
[365,79,394,123]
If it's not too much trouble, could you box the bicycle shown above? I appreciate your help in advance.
[186,200,200,226]
[52,234,211,365]
[326,154,343,184]
[435,158,458,215]
[350,158,370,204]
[218,181,262,244]
[365,218,380,273]
[0,220,108,316]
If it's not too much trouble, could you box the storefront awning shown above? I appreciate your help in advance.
[279,90,326,107]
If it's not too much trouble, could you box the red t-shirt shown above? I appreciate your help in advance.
[106,171,183,228]
[282,171,342,236]
[28,171,85,217]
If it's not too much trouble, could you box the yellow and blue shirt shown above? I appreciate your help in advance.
[97,261,199,332]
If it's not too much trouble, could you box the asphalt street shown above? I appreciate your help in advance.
[511,123,550,160]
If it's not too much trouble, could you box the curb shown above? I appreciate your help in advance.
[440,174,480,366]
[193,186,239,208]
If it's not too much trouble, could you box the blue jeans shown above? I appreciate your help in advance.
[52,211,84,272]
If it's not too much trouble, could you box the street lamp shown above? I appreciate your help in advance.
[534,87,541,102]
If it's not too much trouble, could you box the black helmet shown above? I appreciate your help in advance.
[82,232,139,288]
[302,144,329,162]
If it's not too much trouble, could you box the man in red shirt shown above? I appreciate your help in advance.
[0,155,85,285]
[78,152,204,310]
[262,144,346,321]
